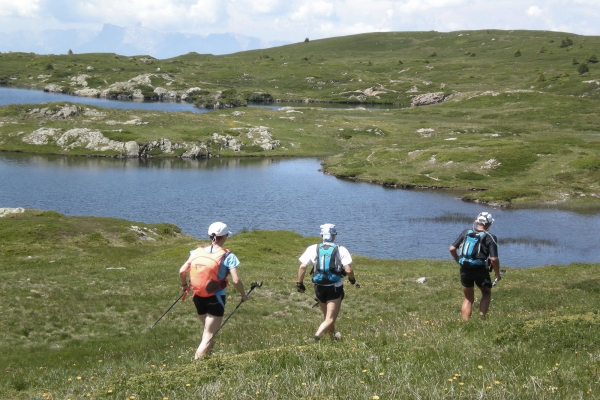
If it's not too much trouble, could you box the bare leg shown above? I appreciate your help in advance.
[315,297,342,338]
[478,286,492,317]
[194,314,223,359]
[461,286,475,321]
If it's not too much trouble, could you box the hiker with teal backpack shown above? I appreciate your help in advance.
[296,223,357,341]
[449,212,501,321]
[179,222,248,360]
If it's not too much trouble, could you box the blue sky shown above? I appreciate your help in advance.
[1,0,598,42]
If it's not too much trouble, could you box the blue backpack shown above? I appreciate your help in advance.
[458,230,487,267]
[311,243,346,284]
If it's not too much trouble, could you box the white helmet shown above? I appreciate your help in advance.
[476,212,494,225]
[208,222,231,238]
[320,223,337,241]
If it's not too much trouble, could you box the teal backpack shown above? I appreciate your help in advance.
[311,244,346,284]
[458,230,487,267]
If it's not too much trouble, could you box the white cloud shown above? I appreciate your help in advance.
[0,0,41,17]
[290,1,335,21]
[526,5,543,17]
[1,0,600,41]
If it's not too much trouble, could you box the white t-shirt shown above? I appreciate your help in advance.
[299,242,352,286]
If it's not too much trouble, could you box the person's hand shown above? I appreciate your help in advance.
[296,282,306,293]
[495,274,502,282]
[181,283,190,292]
[241,294,249,302]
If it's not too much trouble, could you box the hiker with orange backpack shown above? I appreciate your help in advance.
[179,222,248,359]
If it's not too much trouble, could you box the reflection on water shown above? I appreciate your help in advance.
[1,152,600,267]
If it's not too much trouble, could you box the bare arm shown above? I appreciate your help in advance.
[344,264,355,280]
[489,257,501,280]
[229,268,248,301]
[179,259,192,291]
[449,245,459,262]
[296,263,308,293]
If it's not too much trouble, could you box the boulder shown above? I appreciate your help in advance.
[411,92,447,107]
[74,88,101,98]
[44,84,63,93]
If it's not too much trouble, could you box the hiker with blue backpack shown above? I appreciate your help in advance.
[179,222,248,359]
[449,212,501,321]
[296,223,357,342]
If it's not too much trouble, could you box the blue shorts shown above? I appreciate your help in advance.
[314,284,344,303]
[193,294,226,317]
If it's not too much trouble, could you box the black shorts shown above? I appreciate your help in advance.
[193,294,226,317]
[314,284,345,303]
[460,267,492,289]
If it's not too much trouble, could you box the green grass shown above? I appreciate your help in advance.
[1,210,599,399]
[2,29,600,208]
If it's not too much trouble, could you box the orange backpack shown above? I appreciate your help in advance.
[189,248,229,297]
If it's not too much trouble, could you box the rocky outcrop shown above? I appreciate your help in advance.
[44,84,64,93]
[70,74,90,87]
[27,104,81,119]
[154,87,178,101]
[211,133,244,152]
[246,126,281,150]
[74,88,101,98]
[411,92,448,107]
[0,207,25,217]
[18,107,280,157]
[181,87,203,102]
[23,128,139,156]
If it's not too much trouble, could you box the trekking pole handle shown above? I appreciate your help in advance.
[492,269,506,287]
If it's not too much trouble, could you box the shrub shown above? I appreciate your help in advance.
[136,84,157,100]
[535,73,546,82]
[514,49,521,57]
[45,63,54,70]
[560,37,574,48]
[538,46,546,54]
[572,57,579,65]
[577,63,589,75]
[246,92,273,102]
[304,38,309,42]
[428,52,437,57]
[68,49,73,55]
[585,53,598,64]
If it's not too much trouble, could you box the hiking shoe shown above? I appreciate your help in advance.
[306,335,320,343]
[333,332,342,341]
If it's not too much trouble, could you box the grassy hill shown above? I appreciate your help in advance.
[1,30,600,208]
[1,30,599,103]
[1,210,599,399]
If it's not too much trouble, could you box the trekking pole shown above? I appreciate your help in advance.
[212,281,263,338]
[150,287,190,329]
[492,269,506,287]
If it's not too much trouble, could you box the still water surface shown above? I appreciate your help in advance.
[0,86,393,111]
[2,152,599,268]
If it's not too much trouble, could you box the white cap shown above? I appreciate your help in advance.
[208,222,231,237]
[320,223,337,241]
[476,212,494,225]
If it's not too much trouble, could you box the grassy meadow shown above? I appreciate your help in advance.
[1,30,600,207]
[1,210,599,399]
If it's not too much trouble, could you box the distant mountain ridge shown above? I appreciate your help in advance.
[0,24,290,59]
